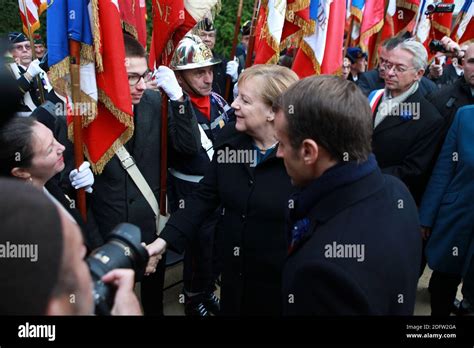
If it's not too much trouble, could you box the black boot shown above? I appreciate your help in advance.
[202,292,220,315]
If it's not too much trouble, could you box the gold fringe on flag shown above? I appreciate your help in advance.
[359,19,384,52]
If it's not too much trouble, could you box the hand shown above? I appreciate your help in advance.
[101,269,142,315]
[421,226,432,240]
[145,76,159,91]
[26,59,42,78]
[69,161,94,193]
[429,60,443,79]
[440,36,462,57]
[155,66,183,101]
[144,238,167,275]
[226,57,239,82]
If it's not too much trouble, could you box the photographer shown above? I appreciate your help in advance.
[427,36,465,87]
[427,39,473,138]
[0,178,142,315]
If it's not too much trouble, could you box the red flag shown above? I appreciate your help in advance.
[117,0,147,48]
[80,0,134,174]
[136,0,148,48]
[151,0,220,66]
[281,0,312,45]
[451,0,474,45]
[254,0,287,64]
[359,0,386,69]
[292,0,346,78]
[18,0,47,35]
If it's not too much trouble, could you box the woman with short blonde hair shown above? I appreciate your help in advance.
[148,64,299,315]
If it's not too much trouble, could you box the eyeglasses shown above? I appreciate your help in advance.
[381,61,417,74]
[128,70,152,86]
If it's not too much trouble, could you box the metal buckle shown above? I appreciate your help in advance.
[120,155,136,170]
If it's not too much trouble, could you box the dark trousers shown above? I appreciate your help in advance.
[168,175,220,297]
[429,270,462,316]
[140,252,166,315]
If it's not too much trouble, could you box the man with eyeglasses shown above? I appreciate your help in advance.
[369,39,444,206]
[6,32,52,116]
[89,34,201,316]
[357,36,436,97]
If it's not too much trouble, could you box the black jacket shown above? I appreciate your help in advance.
[372,89,444,204]
[429,64,462,89]
[426,78,474,138]
[161,122,294,315]
[91,90,200,244]
[357,69,437,97]
[282,168,421,315]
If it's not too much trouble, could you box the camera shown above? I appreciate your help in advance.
[429,40,448,53]
[425,3,455,15]
[86,223,149,315]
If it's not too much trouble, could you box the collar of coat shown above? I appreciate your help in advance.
[288,154,378,224]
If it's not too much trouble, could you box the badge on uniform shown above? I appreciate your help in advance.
[219,119,225,128]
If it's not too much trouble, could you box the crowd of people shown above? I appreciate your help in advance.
[0,16,473,317]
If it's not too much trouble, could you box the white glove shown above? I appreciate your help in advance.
[226,57,239,82]
[154,66,184,101]
[26,59,42,78]
[69,161,94,193]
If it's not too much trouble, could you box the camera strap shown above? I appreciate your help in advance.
[115,145,169,236]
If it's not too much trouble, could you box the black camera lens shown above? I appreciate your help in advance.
[86,223,149,315]
[429,40,448,53]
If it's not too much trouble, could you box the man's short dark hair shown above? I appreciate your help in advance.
[275,76,373,162]
[123,33,146,59]
[0,178,64,315]
[382,36,404,50]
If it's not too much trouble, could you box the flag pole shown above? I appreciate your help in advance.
[224,0,244,101]
[159,52,169,217]
[245,0,260,68]
[20,0,45,104]
[69,39,87,221]
[344,17,354,58]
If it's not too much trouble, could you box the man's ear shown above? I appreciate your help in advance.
[301,139,319,165]
[11,167,31,180]
[415,68,425,81]
[175,71,184,85]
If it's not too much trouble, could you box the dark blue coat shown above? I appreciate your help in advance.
[282,169,422,315]
[419,105,474,276]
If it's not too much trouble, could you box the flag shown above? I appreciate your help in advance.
[47,0,98,127]
[359,0,385,68]
[254,0,287,64]
[292,0,347,78]
[451,0,474,45]
[394,0,420,34]
[414,0,434,46]
[118,0,147,48]
[348,0,365,46]
[151,0,220,67]
[18,0,48,35]
[77,0,134,174]
[280,0,313,49]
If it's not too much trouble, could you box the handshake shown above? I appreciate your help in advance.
[143,237,168,275]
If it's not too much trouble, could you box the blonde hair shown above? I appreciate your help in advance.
[238,64,299,106]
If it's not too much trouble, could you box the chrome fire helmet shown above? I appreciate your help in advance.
[170,34,221,71]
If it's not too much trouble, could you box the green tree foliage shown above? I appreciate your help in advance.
[0,0,47,43]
